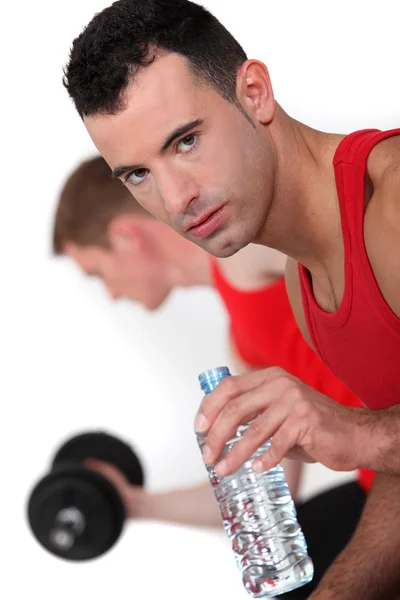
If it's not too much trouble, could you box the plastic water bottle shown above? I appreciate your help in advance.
[196,366,313,598]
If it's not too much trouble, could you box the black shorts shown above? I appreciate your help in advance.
[279,480,367,599]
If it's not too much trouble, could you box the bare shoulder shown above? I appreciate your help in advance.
[364,136,400,318]
[216,244,287,291]
[285,257,314,348]
[367,135,400,182]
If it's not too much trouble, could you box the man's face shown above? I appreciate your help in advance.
[84,53,274,259]
[64,242,171,310]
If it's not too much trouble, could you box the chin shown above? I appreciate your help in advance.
[210,245,240,259]
[205,231,250,259]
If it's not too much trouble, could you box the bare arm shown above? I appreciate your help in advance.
[85,459,222,527]
[310,473,400,600]
[129,481,222,527]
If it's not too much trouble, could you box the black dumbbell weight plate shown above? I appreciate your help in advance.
[52,431,145,486]
[28,465,125,561]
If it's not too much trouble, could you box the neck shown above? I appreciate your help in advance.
[256,105,345,273]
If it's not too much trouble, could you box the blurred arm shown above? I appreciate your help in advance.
[131,481,222,527]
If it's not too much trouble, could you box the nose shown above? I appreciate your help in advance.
[157,166,200,215]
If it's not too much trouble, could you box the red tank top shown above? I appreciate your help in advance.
[299,129,400,410]
[211,262,375,493]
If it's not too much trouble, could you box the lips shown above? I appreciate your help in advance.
[186,206,225,239]
[185,207,221,232]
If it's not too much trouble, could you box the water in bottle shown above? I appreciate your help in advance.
[196,366,313,598]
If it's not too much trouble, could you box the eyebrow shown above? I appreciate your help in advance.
[111,118,204,179]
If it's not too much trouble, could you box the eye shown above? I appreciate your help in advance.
[127,168,149,186]
[177,134,197,153]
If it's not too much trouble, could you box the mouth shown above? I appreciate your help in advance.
[185,206,225,239]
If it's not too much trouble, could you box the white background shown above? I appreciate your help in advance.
[1,1,399,598]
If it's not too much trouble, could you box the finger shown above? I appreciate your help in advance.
[195,372,263,433]
[85,459,128,489]
[195,366,291,433]
[203,381,283,465]
[252,420,300,473]
[204,374,295,466]
[213,402,292,477]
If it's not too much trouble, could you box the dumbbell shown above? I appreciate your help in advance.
[27,431,145,561]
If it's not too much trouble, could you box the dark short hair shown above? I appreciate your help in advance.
[53,155,148,254]
[63,0,248,118]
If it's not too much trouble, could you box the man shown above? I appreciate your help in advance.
[54,155,373,598]
[62,1,400,597]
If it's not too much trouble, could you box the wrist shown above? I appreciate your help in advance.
[354,407,394,472]
[346,407,378,471]
[125,487,154,520]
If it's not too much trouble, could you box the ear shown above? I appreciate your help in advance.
[236,60,275,125]
[108,215,147,252]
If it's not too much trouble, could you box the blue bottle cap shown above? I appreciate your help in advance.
[199,366,231,395]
